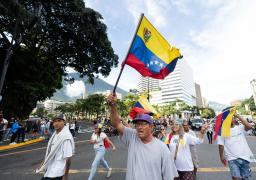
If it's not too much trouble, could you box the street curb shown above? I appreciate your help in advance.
[0,138,44,151]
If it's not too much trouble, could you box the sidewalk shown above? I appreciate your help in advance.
[0,138,44,151]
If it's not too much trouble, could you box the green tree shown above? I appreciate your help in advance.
[0,0,118,118]
[36,107,46,118]
[0,47,62,118]
[123,93,139,112]
[200,107,215,119]
[117,99,128,118]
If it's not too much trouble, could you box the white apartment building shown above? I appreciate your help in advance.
[139,60,196,106]
[139,77,160,92]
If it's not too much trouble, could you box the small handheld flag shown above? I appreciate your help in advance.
[129,95,158,119]
[214,106,236,141]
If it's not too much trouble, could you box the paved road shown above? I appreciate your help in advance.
[0,125,256,180]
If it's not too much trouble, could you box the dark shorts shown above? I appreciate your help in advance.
[228,158,252,180]
[42,176,63,180]
[174,171,195,180]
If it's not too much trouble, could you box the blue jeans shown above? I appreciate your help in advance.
[228,158,252,180]
[88,146,110,180]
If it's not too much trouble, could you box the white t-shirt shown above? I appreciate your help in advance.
[169,133,203,171]
[3,119,8,130]
[65,123,70,129]
[91,132,107,149]
[120,127,178,180]
[207,124,213,133]
[217,124,255,162]
[41,121,46,128]
[44,134,73,178]
[70,123,75,130]
[187,130,199,168]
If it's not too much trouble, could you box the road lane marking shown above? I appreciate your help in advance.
[24,167,256,174]
[0,140,89,157]
[69,167,256,173]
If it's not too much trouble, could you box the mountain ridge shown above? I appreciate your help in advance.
[51,72,128,102]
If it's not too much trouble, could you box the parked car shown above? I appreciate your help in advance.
[191,118,204,130]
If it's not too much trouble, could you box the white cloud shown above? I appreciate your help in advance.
[125,0,171,28]
[186,0,256,104]
[85,0,256,104]
[65,67,76,73]
[65,80,85,97]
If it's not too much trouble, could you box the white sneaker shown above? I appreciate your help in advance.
[106,168,112,178]
[9,142,16,145]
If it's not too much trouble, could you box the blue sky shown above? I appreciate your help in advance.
[71,0,256,104]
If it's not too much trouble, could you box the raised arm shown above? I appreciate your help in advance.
[107,93,125,135]
[235,114,253,131]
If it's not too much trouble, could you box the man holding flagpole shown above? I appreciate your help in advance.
[107,93,178,180]
[217,114,255,180]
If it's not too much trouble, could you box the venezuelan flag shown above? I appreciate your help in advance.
[129,95,158,119]
[214,107,236,141]
[125,15,183,79]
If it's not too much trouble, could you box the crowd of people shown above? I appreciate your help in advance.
[0,113,79,145]
[1,93,256,180]
[105,93,255,180]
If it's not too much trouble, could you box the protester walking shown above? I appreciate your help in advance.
[36,115,75,180]
[217,114,255,180]
[206,121,213,144]
[88,123,116,180]
[107,93,178,180]
[169,120,208,180]
[69,121,75,137]
[182,120,200,177]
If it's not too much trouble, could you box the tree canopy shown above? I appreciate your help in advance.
[0,0,118,118]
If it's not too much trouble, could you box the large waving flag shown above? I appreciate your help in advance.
[129,95,158,119]
[125,15,183,79]
[214,107,236,141]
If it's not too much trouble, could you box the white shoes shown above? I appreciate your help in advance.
[106,168,112,178]
[9,142,16,145]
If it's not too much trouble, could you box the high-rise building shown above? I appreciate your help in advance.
[195,83,203,108]
[139,77,160,92]
[250,79,256,105]
[139,60,196,106]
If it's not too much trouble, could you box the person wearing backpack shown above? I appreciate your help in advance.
[88,123,116,180]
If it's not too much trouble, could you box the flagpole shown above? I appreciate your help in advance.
[113,13,144,93]
[147,77,150,102]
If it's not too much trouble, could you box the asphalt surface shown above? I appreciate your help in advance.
[0,123,256,180]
